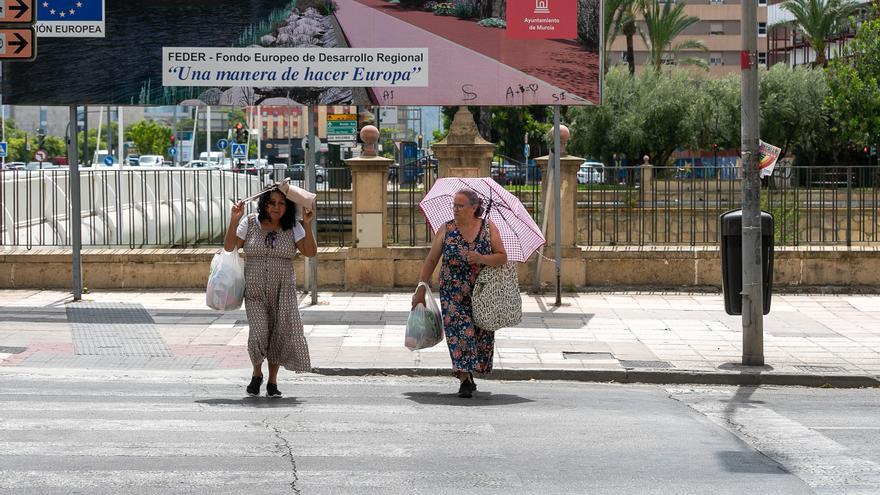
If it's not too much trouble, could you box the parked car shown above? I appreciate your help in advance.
[492,163,527,186]
[282,163,325,183]
[2,161,26,171]
[25,161,60,170]
[577,161,606,184]
[184,160,218,169]
[125,154,140,166]
[138,155,164,167]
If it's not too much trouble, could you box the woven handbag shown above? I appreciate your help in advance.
[471,222,522,332]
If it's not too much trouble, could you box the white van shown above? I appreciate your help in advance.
[138,155,164,167]
[199,152,224,164]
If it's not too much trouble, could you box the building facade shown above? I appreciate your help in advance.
[607,0,770,76]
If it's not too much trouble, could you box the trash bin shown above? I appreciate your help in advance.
[719,208,774,316]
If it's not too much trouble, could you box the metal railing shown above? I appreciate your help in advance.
[3,163,878,249]
[581,164,880,246]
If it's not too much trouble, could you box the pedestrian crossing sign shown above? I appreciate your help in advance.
[0,142,7,158]
[232,143,246,159]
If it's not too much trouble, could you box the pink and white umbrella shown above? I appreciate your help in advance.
[419,177,545,263]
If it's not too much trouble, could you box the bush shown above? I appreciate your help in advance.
[296,0,337,14]
[453,0,478,19]
[478,17,505,28]
[432,2,454,15]
[423,0,438,11]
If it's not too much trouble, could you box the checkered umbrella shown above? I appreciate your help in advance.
[419,177,545,263]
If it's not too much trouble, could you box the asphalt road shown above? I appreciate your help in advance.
[1,370,878,494]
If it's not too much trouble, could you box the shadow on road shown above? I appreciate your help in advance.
[195,397,302,408]
[402,391,534,406]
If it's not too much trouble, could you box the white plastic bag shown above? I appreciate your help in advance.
[405,282,444,351]
[206,249,245,311]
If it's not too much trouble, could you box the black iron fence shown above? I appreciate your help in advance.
[2,163,878,249]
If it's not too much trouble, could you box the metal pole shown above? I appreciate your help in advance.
[741,0,764,366]
[846,165,852,247]
[206,105,212,158]
[82,106,88,167]
[553,106,562,306]
[306,106,318,304]
[117,106,124,166]
[68,106,83,300]
[172,105,178,166]
[106,105,113,160]
[286,93,292,167]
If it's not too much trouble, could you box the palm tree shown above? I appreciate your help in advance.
[619,0,642,75]
[776,0,860,67]
[640,0,707,70]
[604,0,636,73]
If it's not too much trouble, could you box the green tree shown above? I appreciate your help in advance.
[127,121,172,156]
[685,75,740,152]
[640,0,707,70]
[775,0,860,67]
[826,10,880,148]
[760,64,831,162]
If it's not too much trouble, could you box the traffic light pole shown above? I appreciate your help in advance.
[68,106,83,301]
[305,106,318,305]
[741,0,764,366]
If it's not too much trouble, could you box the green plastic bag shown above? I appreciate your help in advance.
[405,282,444,350]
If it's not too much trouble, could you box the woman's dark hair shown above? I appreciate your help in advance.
[257,190,299,230]
[457,189,484,218]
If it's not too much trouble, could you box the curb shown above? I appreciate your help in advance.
[312,367,880,389]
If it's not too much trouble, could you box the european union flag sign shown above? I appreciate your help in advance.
[36,0,105,38]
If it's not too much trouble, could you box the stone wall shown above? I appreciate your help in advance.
[2,246,879,290]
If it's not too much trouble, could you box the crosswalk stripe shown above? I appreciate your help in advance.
[0,470,521,489]
[0,419,495,434]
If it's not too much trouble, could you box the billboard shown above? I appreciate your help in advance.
[3,0,600,106]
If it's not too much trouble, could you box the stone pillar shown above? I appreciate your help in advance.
[345,125,393,248]
[640,154,654,203]
[535,125,583,249]
[431,107,495,178]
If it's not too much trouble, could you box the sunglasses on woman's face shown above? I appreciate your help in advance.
[265,231,277,249]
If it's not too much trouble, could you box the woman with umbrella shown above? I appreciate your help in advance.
[412,189,508,398]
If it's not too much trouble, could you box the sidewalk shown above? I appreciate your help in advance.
[1,289,879,387]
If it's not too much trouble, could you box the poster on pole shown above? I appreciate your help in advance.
[758,140,781,178]
[2,0,600,106]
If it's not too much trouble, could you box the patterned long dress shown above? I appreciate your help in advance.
[439,220,495,374]
[242,214,311,372]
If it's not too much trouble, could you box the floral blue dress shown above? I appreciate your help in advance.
[439,220,495,374]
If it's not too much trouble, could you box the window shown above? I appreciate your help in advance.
[710,23,724,35]
[758,22,767,36]
[709,53,724,66]
[758,0,767,5]
[620,52,627,61]
[710,0,723,4]
[758,52,767,66]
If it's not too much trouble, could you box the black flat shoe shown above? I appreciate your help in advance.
[457,378,475,398]
[469,373,477,391]
[266,382,282,398]
[246,376,263,397]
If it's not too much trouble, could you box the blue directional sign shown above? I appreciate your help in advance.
[217,139,228,150]
[0,142,7,158]
[103,155,114,166]
[523,143,530,159]
[231,143,246,159]
[168,147,177,156]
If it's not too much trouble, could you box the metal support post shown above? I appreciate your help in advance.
[305,106,318,304]
[68,106,83,300]
[553,106,562,306]
[741,0,764,366]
